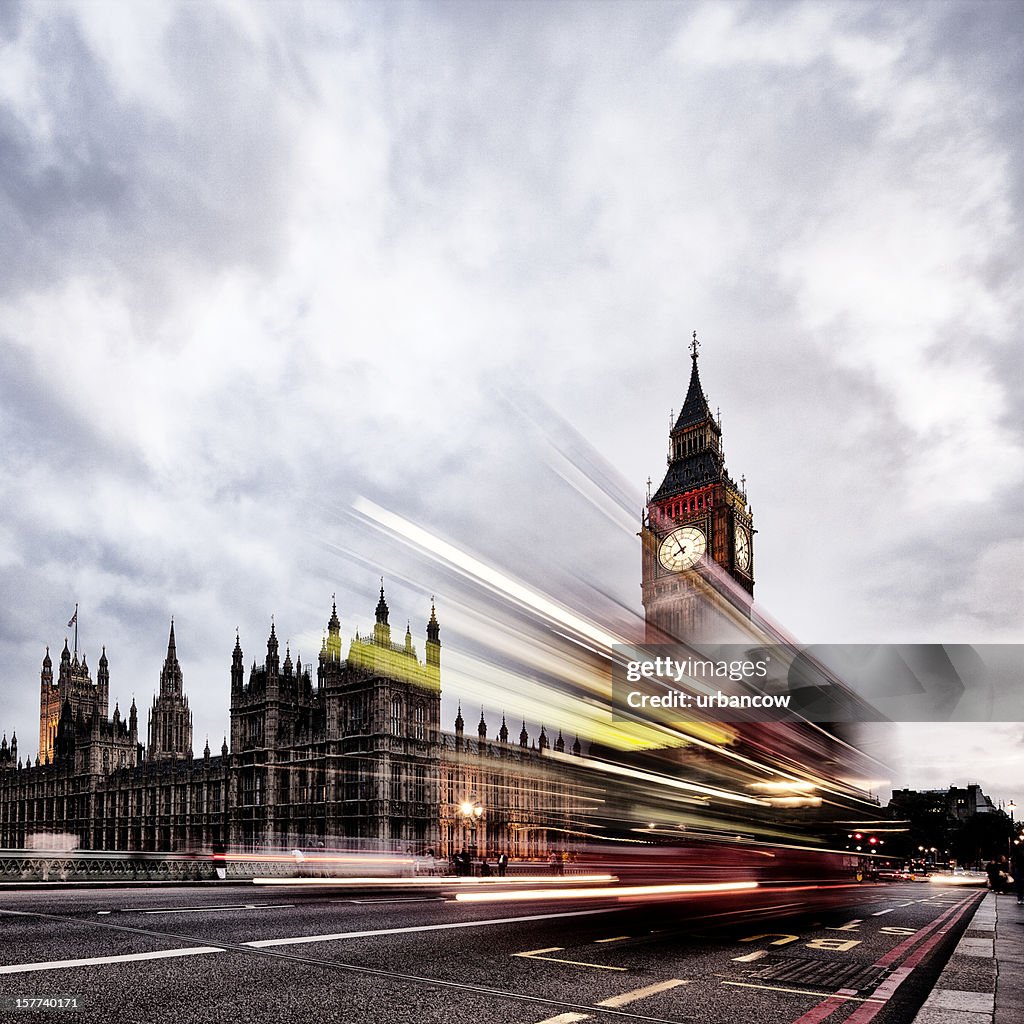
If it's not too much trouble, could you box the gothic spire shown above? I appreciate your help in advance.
[375,580,389,625]
[672,330,717,433]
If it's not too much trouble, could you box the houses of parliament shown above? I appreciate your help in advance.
[0,339,761,858]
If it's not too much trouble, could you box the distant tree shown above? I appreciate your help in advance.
[885,791,952,859]
[949,812,1013,868]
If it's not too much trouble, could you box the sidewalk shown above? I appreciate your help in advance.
[912,891,1023,1024]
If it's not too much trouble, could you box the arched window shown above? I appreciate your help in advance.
[391,697,402,736]
[414,704,425,740]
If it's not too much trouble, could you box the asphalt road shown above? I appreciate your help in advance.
[0,880,984,1024]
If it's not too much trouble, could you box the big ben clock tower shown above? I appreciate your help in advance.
[642,332,755,643]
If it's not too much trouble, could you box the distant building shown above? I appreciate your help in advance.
[0,589,583,855]
[889,784,996,823]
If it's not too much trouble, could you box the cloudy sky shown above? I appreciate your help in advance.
[1,1,1021,804]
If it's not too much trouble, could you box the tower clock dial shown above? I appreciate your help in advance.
[658,526,707,572]
[734,526,751,572]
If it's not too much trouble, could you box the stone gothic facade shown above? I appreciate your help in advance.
[0,587,583,857]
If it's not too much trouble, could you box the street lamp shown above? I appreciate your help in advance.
[460,797,483,859]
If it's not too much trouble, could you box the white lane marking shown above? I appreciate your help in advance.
[141,905,295,915]
[536,1015,591,1024]
[348,898,445,904]
[595,979,688,1007]
[0,947,225,975]
[121,903,287,913]
[0,906,624,975]
[732,949,768,962]
[871,909,895,916]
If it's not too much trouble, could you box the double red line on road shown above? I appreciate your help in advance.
[787,891,985,1024]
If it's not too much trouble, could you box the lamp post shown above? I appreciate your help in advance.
[1009,801,1017,859]
[460,797,483,860]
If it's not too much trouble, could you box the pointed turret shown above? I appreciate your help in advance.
[554,730,565,753]
[373,581,391,646]
[148,621,193,761]
[652,331,728,503]
[266,619,280,675]
[572,734,581,756]
[326,596,342,662]
[231,631,244,695]
[519,721,529,748]
[499,715,508,743]
[95,644,109,718]
[426,599,441,671]
[454,702,464,751]
[478,708,487,741]
[538,725,548,751]
[160,621,183,696]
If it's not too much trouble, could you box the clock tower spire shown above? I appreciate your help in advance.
[641,332,754,642]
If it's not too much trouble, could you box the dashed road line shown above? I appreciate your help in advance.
[596,980,688,1007]
[870,909,894,917]
[141,904,296,915]
[595,935,631,944]
[0,906,688,1024]
[536,1015,591,1024]
[0,946,225,974]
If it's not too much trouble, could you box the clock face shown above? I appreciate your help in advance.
[734,526,751,572]
[658,526,707,572]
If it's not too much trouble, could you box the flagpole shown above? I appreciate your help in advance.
[73,603,78,656]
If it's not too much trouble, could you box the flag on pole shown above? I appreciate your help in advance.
[67,609,77,628]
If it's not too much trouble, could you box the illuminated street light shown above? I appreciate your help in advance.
[460,797,484,859]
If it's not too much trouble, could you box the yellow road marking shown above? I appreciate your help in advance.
[721,981,883,1002]
[596,979,689,1007]
[732,950,768,962]
[513,947,626,972]
[535,1015,591,1024]
[595,936,631,944]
